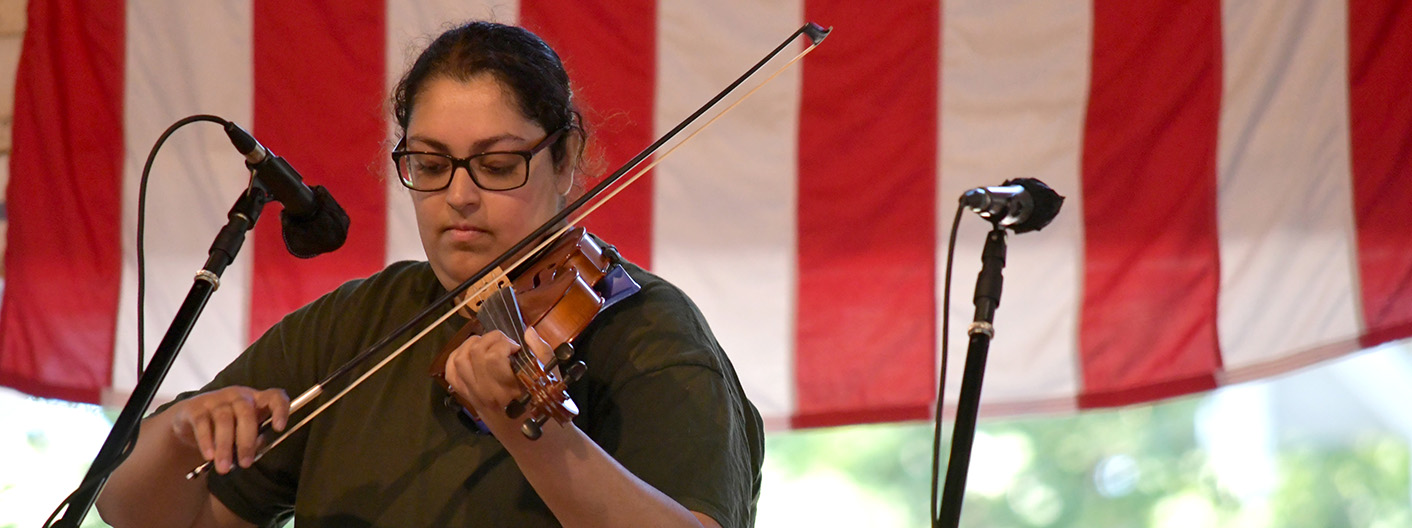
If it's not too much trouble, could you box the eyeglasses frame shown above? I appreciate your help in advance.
[391,126,569,192]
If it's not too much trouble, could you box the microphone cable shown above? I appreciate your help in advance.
[43,114,237,528]
[930,204,965,528]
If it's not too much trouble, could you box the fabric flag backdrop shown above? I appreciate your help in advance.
[2,0,1410,430]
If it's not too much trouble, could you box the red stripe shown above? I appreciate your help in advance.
[521,1,657,268]
[794,1,939,427]
[248,0,387,339]
[1349,0,1412,348]
[0,0,125,403]
[792,405,933,431]
[1077,0,1223,408]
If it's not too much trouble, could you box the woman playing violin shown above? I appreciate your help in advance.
[97,21,764,528]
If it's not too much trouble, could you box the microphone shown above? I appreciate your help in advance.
[223,122,350,258]
[960,178,1064,233]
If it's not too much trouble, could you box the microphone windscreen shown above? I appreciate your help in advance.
[281,185,350,258]
[1003,178,1065,234]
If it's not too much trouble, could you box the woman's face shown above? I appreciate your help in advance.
[405,74,572,291]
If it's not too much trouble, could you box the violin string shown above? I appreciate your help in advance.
[226,33,826,470]
[490,287,537,377]
[487,286,550,423]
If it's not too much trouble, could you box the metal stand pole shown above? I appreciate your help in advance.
[937,226,1007,528]
[52,187,269,528]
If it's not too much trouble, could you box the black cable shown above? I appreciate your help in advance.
[931,205,965,528]
[136,114,231,378]
[43,114,233,528]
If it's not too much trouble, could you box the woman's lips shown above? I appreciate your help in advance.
[445,224,488,243]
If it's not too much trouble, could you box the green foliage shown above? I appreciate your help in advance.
[1268,436,1411,528]
[761,393,1412,528]
[5,388,1410,527]
[765,421,935,522]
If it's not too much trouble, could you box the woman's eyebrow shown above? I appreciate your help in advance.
[408,133,527,153]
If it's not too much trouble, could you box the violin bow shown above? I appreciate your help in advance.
[190,21,831,478]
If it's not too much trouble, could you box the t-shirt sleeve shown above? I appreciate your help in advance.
[604,362,759,527]
[574,274,764,528]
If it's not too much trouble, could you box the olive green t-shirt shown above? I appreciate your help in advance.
[193,259,763,527]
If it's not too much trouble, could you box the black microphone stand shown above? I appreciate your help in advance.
[52,184,272,528]
[937,223,1008,528]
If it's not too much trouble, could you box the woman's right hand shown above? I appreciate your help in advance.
[166,387,290,474]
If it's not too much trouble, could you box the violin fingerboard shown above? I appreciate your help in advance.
[477,287,526,347]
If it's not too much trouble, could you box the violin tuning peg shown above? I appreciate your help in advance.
[564,361,587,382]
[601,243,621,262]
[521,417,545,440]
[505,395,530,419]
[553,343,575,361]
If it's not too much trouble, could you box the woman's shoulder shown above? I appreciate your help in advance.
[578,257,728,375]
[612,260,709,329]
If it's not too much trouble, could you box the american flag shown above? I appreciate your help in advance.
[2,0,1409,430]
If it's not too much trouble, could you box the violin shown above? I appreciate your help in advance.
[429,227,612,439]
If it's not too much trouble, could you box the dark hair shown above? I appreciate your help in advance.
[392,21,581,169]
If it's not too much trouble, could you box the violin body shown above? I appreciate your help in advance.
[429,227,611,438]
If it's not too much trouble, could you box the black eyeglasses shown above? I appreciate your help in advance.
[392,127,568,192]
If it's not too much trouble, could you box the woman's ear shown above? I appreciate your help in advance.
[556,170,575,198]
[554,128,585,197]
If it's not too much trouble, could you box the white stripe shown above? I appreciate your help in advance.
[113,0,254,397]
[937,0,1090,407]
[1217,0,1362,369]
[652,0,802,421]
[383,0,521,266]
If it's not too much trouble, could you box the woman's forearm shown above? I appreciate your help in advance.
[491,419,712,528]
[95,410,216,528]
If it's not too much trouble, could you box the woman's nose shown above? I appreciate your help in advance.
[443,166,482,208]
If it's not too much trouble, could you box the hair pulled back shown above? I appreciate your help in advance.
[392,21,581,168]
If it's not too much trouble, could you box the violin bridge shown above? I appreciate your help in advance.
[456,267,512,317]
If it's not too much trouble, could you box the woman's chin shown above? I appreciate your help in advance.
[427,253,491,289]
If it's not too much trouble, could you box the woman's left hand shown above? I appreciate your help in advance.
[442,325,717,528]
[443,326,556,436]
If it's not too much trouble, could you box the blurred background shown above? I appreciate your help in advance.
[5,343,1409,527]
[2,1,1410,527]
